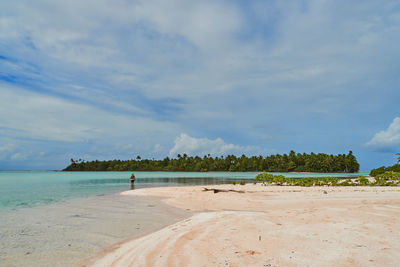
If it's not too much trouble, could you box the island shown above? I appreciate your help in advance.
[64,151,360,173]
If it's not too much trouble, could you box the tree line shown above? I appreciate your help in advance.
[369,153,400,176]
[63,150,359,173]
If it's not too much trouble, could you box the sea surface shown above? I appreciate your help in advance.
[0,171,367,212]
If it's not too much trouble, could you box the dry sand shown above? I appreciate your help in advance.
[84,184,400,267]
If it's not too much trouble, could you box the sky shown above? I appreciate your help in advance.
[0,0,399,170]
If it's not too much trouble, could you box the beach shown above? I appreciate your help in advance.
[0,193,190,267]
[83,184,400,267]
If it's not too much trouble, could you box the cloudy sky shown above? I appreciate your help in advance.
[0,0,399,170]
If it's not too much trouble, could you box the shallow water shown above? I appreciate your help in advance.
[0,171,367,212]
[0,193,190,267]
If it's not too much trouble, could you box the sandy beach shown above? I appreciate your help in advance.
[0,193,190,267]
[83,184,400,267]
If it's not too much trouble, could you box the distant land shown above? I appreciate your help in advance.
[63,151,359,173]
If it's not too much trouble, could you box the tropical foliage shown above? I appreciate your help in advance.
[369,164,400,177]
[375,171,400,180]
[255,172,399,187]
[63,151,359,172]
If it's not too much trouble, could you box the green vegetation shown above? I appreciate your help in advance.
[375,171,400,180]
[369,153,400,177]
[370,164,400,177]
[231,181,246,185]
[256,173,343,187]
[63,151,359,172]
[255,172,400,187]
[357,176,370,186]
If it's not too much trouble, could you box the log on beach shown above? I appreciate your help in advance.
[202,187,245,194]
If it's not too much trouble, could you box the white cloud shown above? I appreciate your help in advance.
[1,0,400,169]
[366,117,400,151]
[153,144,163,153]
[129,0,242,51]
[0,143,15,153]
[0,85,181,143]
[2,0,399,105]
[169,133,271,157]
[0,143,15,160]
[10,152,29,161]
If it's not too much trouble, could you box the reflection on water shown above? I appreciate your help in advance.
[69,177,248,190]
[69,178,129,185]
[0,171,368,212]
[69,174,366,192]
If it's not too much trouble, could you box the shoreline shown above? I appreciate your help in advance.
[0,192,191,267]
[59,170,366,174]
[84,184,400,267]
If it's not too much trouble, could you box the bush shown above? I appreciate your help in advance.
[255,173,343,187]
[370,166,386,177]
[357,176,370,186]
[370,164,400,177]
[372,178,390,186]
[254,172,399,187]
[376,171,400,180]
[339,179,350,186]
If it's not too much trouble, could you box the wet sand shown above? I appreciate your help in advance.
[0,193,190,267]
[86,184,400,267]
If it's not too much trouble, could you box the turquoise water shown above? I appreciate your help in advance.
[0,171,367,212]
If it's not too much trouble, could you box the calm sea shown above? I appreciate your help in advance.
[0,171,367,212]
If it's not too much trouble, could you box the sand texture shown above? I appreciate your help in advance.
[84,184,400,267]
[0,193,190,267]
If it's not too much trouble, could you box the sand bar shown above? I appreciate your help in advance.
[0,193,190,267]
[84,184,400,267]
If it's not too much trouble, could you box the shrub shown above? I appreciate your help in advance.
[376,171,400,180]
[253,173,397,187]
[370,166,386,177]
[370,164,400,177]
[373,178,390,186]
[357,176,370,186]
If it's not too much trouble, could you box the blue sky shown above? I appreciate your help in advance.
[0,0,399,170]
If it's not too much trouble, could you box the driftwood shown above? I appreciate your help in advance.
[203,188,245,194]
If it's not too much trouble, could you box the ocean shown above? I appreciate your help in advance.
[0,171,367,212]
